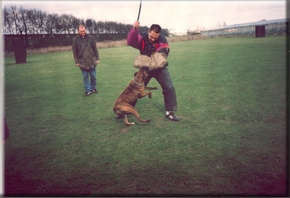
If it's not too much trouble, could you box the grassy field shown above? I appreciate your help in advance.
[3,35,287,196]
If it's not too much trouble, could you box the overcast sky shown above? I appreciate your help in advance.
[2,0,287,32]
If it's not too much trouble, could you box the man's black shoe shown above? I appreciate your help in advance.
[166,111,180,121]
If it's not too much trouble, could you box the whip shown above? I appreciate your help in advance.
[134,0,142,30]
[137,0,142,21]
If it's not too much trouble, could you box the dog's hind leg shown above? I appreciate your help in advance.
[130,109,151,123]
[122,105,151,125]
[124,114,135,126]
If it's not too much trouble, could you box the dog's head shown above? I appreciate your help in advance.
[135,66,150,81]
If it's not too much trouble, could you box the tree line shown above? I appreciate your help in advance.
[3,5,170,36]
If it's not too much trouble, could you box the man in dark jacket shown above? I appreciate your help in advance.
[125,21,179,121]
[72,25,100,96]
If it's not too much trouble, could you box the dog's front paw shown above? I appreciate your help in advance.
[149,93,152,99]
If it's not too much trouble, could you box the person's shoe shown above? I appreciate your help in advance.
[84,91,92,97]
[166,111,180,121]
[115,114,124,119]
[92,89,98,93]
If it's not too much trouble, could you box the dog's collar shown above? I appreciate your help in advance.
[132,78,144,86]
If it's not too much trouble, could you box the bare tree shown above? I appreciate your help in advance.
[104,21,118,34]
[59,14,75,34]
[46,13,59,36]
[95,21,105,34]
[72,17,81,34]
[86,19,93,34]
[10,6,21,34]
[3,4,153,49]
[26,9,39,34]
[115,22,127,34]
[18,7,30,46]
[92,20,98,34]
[37,10,47,34]
[3,5,152,36]
[3,7,14,34]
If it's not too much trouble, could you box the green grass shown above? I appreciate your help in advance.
[3,35,287,196]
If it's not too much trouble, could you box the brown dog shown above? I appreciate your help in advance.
[113,66,157,126]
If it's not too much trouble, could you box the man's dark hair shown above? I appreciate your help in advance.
[149,24,161,33]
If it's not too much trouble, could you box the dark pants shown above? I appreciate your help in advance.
[131,66,177,111]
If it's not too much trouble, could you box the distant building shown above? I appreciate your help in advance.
[201,18,289,37]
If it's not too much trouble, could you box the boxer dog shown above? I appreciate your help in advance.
[113,66,157,126]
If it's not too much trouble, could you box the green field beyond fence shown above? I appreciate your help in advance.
[3,36,287,196]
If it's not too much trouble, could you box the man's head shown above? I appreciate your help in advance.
[148,24,161,43]
[78,25,86,36]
